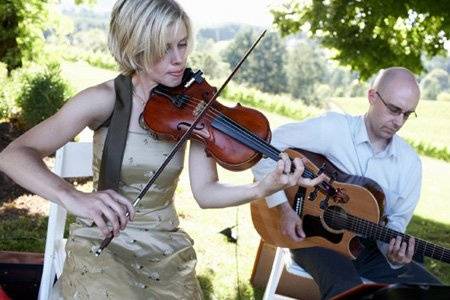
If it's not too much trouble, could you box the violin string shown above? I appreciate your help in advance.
[172,94,318,179]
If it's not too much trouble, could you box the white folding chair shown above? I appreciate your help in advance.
[263,247,313,300]
[38,142,93,300]
[263,247,373,300]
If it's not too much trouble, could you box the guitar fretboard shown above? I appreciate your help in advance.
[324,209,450,263]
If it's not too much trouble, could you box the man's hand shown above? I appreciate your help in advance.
[277,201,305,242]
[387,236,415,265]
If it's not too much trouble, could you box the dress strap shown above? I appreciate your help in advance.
[97,74,132,191]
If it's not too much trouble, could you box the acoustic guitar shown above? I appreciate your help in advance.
[250,148,450,263]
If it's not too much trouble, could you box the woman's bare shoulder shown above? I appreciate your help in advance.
[67,79,117,129]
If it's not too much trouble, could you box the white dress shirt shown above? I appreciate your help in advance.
[252,112,422,264]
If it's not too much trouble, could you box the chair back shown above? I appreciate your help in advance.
[38,142,93,300]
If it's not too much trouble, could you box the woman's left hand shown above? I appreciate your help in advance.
[256,152,326,198]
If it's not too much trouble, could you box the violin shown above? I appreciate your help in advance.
[140,68,272,171]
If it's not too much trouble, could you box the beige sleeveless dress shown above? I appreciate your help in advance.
[52,128,203,299]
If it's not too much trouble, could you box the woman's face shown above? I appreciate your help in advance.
[146,22,189,87]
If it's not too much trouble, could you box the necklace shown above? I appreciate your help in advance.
[132,87,147,107]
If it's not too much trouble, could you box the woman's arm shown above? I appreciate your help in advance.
[188,141,324,208]
[0,82,134,237]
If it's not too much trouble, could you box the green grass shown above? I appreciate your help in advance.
[60,61,118,94]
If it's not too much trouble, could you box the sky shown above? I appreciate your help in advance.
[60,0,283,28]
[175,0,281,27]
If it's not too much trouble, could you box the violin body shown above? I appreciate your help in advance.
[141,69,271,171]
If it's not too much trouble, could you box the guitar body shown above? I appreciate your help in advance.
[251,148,386,259]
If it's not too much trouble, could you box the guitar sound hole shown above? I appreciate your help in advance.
[323,206,348,231]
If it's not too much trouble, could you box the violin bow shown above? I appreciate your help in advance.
[95,29,267,256]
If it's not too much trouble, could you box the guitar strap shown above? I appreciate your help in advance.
[97,74,133,191]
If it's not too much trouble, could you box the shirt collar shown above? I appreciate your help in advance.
[354,115,398,158]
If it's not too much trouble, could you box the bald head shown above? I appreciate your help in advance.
[366,67,420,145]
[371,67,420,102]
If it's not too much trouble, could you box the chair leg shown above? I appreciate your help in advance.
[263,247,285,300]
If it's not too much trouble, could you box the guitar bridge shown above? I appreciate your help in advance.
[293,186,306,217]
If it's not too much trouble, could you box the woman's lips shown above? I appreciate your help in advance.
[168,70,184,77]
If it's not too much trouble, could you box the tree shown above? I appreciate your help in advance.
[224,28,288,94]
[0,0,94,74]
[421,68,450,99]
[0,0,52,74]
[272,0,450,80]
[285,41,329,105]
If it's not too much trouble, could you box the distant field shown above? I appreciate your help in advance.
[61,61,118,94]
[331,97,450,150]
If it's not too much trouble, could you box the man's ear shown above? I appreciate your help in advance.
[367,89,376,105]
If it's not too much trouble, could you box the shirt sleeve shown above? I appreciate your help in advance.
[251,113,337,208]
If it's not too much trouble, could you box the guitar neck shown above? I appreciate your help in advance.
[345,214,450,263]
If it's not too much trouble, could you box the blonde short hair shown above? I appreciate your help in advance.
[108,0,193,75]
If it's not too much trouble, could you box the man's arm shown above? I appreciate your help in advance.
[252,114,334,241]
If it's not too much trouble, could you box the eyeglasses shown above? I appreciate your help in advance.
[375,91,417,119]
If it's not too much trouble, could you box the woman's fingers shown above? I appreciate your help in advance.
[277,154,327,188]
[97,201,121,236]
[91,210,110,237]
[101,195,127,231]
[104,189,135,221]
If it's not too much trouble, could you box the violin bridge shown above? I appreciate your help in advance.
[193,101,207,117]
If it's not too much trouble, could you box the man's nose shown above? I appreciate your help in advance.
[393,113,406,128]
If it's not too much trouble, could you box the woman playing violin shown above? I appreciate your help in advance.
[0,0,323,298]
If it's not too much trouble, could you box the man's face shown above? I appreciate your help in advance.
[367,84,419,140]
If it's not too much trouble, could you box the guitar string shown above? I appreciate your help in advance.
[294,201,449,261]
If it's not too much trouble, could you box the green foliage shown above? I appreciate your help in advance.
[223,29,288,94]
[54,44,117,71]
[0,0,96,74]
[420,68,450,100]
[349,79,369,97]
[406,138,450,162]
[15,63,72,129]
[188,48,230,80]
[272,0,450,80]
[0,207,48,252]
[221,83,321,121]
[286,41,328,105]
[71,28,108,53]
[0,0,26,73]
[0,63,10,119]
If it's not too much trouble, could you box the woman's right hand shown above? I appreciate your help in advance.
[61,189,135,238]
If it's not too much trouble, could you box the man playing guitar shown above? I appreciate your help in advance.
[252,67,442,299]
